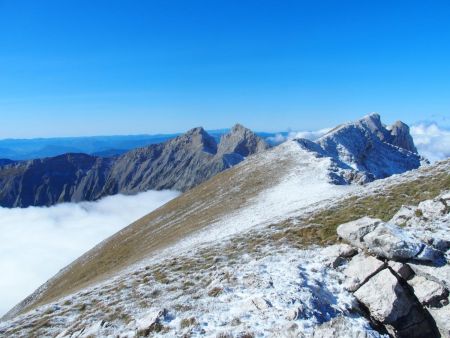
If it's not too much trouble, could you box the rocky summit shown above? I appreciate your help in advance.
[0,124,268,208]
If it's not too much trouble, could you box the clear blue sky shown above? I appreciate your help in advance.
[0,0,449,138]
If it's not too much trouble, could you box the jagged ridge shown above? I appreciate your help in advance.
[0,125,268,208]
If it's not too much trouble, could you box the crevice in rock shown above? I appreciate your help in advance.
[387,266,441,338]
[351,261,387,293]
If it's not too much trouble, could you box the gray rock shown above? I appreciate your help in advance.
[354,269,436,337]
[217,124,268,157]
[389,205,417,226]
[338,217,437,262]
[428,304,450,338]
[354,269,412,324]
[343,253,386,291]
[408,275,447,306]
[387,120,418,154]
[363,223,426,261]
[418,198,448,219]
[336,217,382,249]
[408,262,450,289]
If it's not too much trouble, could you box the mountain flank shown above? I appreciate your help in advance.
[0,124,268,208]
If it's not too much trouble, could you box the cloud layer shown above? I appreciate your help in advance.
[410,123,450,162]
[266,128,331,144]
[0,190,179,316]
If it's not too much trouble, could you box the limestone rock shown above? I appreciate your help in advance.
[336,217,382,249]
[408,262,450,290]
[354,269,412,324]
[428,304,450,338]
[408,275,447,306]
[354,269,436,337]
[343,253,386,292]
[363,223,427,261]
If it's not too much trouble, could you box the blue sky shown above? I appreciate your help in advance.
[0,0,449,137]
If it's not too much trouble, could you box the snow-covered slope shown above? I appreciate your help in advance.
[313,113,425,179]
[1,115,443,338]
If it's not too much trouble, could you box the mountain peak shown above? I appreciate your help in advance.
[387,120,418,153]
[218,123,269,157]
[316,114,422,179]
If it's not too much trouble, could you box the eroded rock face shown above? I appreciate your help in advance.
[387,121,418,154]
[217,124,269,157]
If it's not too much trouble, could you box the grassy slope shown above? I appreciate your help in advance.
[9,148,294,318]
[8,155,450,320]
[272,160,450,246]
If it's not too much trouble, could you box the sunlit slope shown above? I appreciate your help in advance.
[6,142,297,318]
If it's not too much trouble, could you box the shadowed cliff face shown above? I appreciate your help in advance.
[0,125,268,208]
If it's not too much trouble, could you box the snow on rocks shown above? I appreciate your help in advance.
[0,245,387,338]
[337,217,438,261]
[334,192,450,337]
[389,191,450,255]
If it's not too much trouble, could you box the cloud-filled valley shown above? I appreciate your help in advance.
[410,123,450,162]
[0,190,179,316]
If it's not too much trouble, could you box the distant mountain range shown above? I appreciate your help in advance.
[0,124,269,208]
[0,130,284,161]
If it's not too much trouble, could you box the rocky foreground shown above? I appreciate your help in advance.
[335,191,450,337]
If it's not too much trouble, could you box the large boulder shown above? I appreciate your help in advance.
[336,217,382,249]
[337,217,438,262]
[354,269,436,337]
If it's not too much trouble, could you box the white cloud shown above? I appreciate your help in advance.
[0,190,179,316]
[266,128,331,145]
[410,123,450,162]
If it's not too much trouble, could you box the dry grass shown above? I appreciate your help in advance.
[15,151,292,316]
[271,170,450,246]
[12,156,450,321]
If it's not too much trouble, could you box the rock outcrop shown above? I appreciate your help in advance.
[0,124,269,207]
[335,191,450,337]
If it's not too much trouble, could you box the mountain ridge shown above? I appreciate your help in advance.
[0,125,269,208]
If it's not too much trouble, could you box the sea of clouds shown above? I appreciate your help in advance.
[410,123,450,163]
[0,190,179,316]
